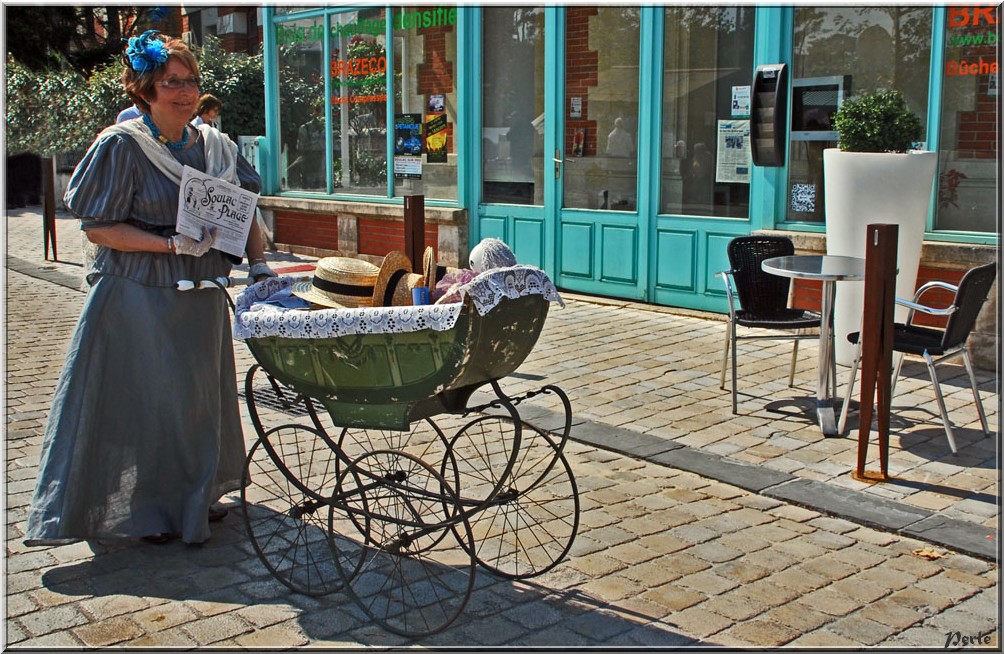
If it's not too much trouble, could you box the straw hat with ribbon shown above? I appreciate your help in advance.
[372,250,429,307]
[292,257,381,309]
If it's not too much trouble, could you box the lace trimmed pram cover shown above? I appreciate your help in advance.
[233,265,563,340]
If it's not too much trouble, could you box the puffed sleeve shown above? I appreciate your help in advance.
[64,133,142,228]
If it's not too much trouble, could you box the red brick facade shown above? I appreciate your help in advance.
[564,7,599,157]
[358,218,439,258]
[275,212,339,252]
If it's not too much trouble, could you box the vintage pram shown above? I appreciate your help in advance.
[224,266,579,637]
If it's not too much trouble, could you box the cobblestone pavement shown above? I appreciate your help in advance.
[4,208,999,648]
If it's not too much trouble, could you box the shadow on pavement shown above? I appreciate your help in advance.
[38,506,702,647]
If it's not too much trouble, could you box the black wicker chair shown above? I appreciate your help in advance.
[719,235,822,414]
[838,262,996,453]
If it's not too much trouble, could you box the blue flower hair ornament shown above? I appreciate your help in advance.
[125,30,169,74]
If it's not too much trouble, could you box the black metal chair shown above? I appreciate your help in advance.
[838,262,996,453]
[719,235,822,414]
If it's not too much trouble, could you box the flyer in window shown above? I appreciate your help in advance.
[176,165,259,258]
[715,120,752,184]
[393,113,424,179]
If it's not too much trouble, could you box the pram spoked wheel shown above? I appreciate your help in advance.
[444,413,579,579]
[331,449,475,637]
[241,424,363,596]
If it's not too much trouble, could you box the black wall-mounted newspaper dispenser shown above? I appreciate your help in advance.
[751,63,788,167]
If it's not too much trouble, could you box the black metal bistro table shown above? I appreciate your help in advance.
[762,254,865,436]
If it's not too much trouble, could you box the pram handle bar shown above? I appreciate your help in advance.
[176,277,249,291]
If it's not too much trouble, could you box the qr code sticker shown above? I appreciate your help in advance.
[791,183,816,213]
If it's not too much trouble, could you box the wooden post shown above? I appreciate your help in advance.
[854,223,897,481]
[42,156,58,261]
[403,195,425,273]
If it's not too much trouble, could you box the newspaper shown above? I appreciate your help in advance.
[176,165,259,258]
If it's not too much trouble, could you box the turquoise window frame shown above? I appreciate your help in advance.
[262,4,466,209]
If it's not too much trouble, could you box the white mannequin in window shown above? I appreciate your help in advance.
[605,117,633,158]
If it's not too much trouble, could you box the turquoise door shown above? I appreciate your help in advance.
[551,6,648,300]
[473,7,553,271]
[475,6,763,313]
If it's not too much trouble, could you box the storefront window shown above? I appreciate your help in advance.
[935,5,999,233]
[276,17,325,192]
[274,7,458,200]
[787,7,931,223]
[660,6,755,217]
[330,8,389,195]
[482,7,545,205]
[391,5,459,201]
[563,6,641,211]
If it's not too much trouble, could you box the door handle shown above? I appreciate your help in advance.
[553,148,573,179]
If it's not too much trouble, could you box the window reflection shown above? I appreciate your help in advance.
[660,6,755,218]
[330,9,389,195]
[563,6,641,212]
[482,7,545,205]
[936,4,999,233]
[392,5,459,201]
[277,18,325,192]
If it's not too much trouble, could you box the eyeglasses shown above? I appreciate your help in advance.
[157,77,201,90]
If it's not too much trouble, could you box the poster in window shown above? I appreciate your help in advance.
[428,94,445,113]
[731,85,751,117]
[715,120,752,184]
[393,113,423,179]
[425,113,448,164]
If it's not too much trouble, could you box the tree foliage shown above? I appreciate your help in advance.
[5,36,276,157]
[5,5,165,77]
[5,32,330,161]
[832,89,922,153]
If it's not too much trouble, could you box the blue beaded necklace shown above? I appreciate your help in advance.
[142,113,189,150]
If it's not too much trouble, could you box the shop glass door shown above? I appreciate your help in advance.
[554,6,645,298]
[477,7,548,268]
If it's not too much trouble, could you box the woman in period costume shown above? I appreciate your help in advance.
[26,31,275,546]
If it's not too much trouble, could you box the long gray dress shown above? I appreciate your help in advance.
[25,125,259,545]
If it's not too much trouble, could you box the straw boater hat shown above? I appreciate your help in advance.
[372,250,428,307]
[292,257,381,309]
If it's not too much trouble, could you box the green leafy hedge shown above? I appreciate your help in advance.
[6,36,266,157]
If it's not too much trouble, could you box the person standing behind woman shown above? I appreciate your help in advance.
[25,31,276,547]
[192,93,222,129]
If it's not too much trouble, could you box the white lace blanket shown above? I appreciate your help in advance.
[234,265,563,340]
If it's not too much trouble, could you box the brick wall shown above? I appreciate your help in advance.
[358,218,439,258]
[275,211,339,251]
[266,200,457,266]
[565,7,599,157]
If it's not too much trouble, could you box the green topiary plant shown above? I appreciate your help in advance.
[831,89,923,153]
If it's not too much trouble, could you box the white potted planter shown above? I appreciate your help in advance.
[824,149,936,365]
[822,90,935,365]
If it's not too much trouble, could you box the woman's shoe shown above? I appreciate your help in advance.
[208,506,228,522]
